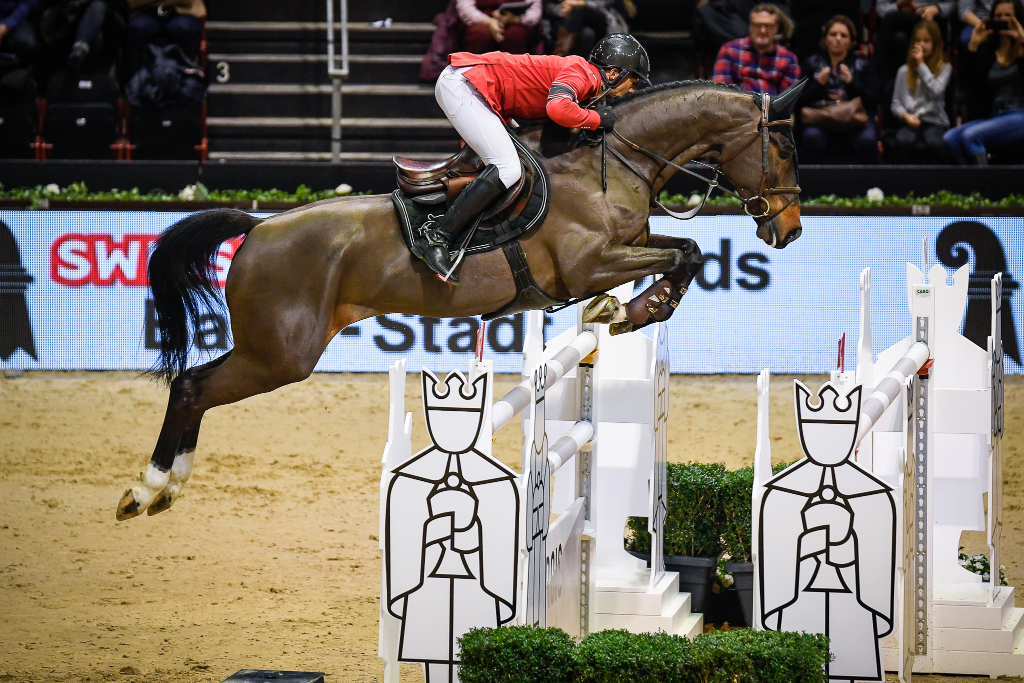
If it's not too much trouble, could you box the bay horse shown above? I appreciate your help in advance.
[116,80,806,520]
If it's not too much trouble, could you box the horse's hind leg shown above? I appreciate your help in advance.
[116,353,231,520]
[116,324,341,520]
[145,411,203,516]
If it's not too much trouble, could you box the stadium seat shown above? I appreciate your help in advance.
[44,69,119,159]
[0,103,37,158]
[129,103,203,160]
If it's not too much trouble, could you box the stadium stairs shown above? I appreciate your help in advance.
[204,0,460,162]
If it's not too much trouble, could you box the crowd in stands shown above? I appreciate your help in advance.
[427,0,1024,164]
[0,0,207,158]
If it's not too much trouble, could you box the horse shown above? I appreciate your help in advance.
[115,79,806,520]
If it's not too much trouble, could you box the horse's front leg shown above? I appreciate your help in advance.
[578,238,702,333]
[624,234,705,325]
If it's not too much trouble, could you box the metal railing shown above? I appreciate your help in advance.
[326,0,349,162]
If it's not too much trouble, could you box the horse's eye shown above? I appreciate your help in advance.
[778,149,793,161]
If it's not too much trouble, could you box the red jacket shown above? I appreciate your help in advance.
[449,52,603,130]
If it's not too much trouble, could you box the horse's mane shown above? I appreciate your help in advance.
[609,79,754,107]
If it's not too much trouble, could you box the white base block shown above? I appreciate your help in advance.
[592,569,702,638]
[933,585,1015,630]
[933,608,1024,653]
[881,606,1024,676]
[883,646,1024,676]
[595,570,685,615]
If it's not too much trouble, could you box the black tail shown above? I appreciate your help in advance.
[148,208,261,384]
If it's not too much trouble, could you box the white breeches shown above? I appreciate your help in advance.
[435,65,523,188]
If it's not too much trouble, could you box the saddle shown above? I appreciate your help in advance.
[390,128,565,320]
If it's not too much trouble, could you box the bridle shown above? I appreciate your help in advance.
[605,93,801,223]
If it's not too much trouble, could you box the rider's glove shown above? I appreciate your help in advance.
[595,105,615,132]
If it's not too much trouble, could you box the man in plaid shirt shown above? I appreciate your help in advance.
[713,3,800,95]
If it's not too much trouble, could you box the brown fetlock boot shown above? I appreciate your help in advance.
[626,279,688,326]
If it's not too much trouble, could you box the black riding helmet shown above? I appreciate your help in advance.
[589,34,651,89]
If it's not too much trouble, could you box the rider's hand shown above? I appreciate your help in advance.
[596,105,615,131]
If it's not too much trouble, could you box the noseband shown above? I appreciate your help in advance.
[607,93,801,222]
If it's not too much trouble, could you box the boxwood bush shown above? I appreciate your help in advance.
[626,462,727,558]
[458,626,577,683]
[459,626,831,683]
[628,461,798,562]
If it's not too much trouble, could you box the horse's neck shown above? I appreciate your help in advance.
[615,88,756,181]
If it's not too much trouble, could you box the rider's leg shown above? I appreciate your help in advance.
[426,67,521,281]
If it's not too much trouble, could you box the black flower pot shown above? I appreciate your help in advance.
[724,561,754,627]
[666,553,722,615]
[625,549,722,615]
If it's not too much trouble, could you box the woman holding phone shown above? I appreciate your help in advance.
[943,0,1024,163]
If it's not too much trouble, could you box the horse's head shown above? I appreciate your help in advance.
[716,80,807,249]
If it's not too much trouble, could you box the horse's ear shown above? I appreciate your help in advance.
[769,78,808,119]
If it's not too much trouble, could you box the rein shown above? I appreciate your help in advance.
[606,93,801,222]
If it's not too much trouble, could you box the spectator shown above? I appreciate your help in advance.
[798,15,878,163]
[713,3,800,95]
[126,0,205,75]
[944,0,1024,163]
[790,0,860,58]
[40,0,127,73]
[890,20,952,162]
[0,0,38,66]
[457,0,541,54]
[874,0,953,82]
[544,0,632,57]
[959,0,997,46]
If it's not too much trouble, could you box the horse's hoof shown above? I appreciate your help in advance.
[147,490,175,516]
[582,295,626,324]
[609,321,635,336]
[116,489,143,521]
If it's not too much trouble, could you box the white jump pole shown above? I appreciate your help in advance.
[547,420,596,472]
[855,341,930,446]
[492,330,598,432]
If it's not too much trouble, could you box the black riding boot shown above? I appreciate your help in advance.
[421,164,507,283]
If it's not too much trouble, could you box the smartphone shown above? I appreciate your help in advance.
[988,20,1010,31]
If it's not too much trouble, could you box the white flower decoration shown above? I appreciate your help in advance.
[179,185,196,201]
[866,187,884,202]
[45,184,60,194]
[335,183,353,195]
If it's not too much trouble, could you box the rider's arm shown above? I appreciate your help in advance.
[546,59,602,130]
[547,86,602,129]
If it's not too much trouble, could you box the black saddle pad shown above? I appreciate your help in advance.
[391,129,551,261]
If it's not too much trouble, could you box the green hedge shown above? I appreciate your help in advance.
[627,461,796,561]
[0,182,366,208]
[459,627,831,683]
[458,626,577,683]
[3,183,1022,211]
[658,189,1024,209]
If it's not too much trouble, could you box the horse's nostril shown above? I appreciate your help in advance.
[783,227,802,245]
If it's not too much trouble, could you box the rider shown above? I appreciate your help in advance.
[422,33,651,283]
